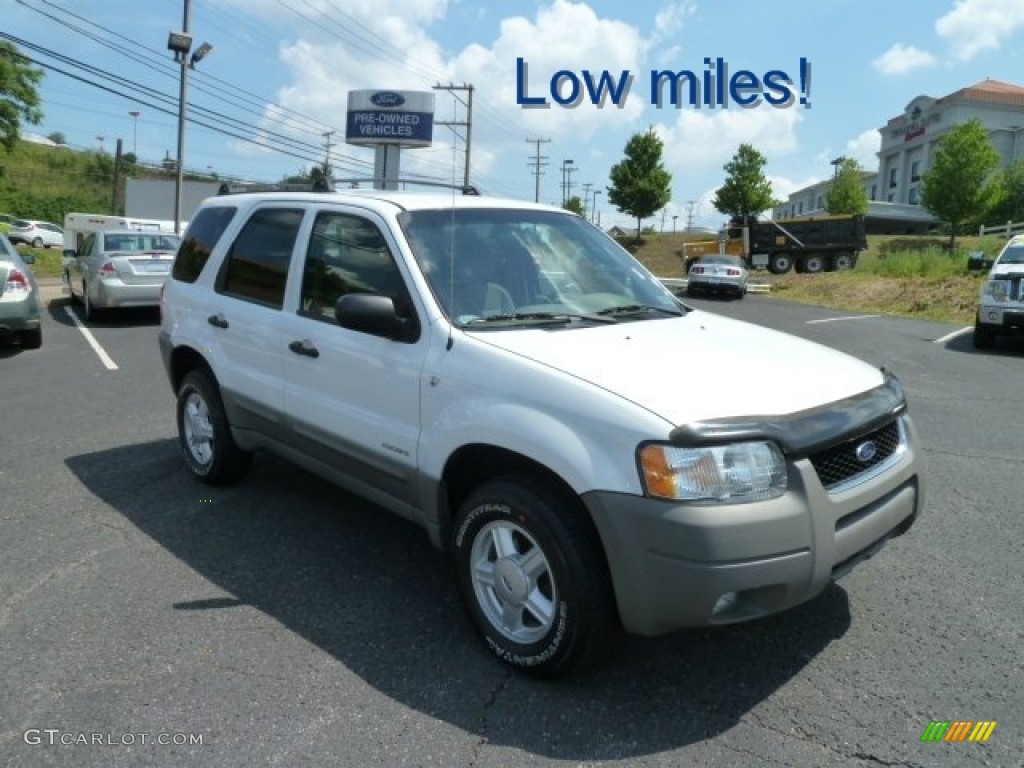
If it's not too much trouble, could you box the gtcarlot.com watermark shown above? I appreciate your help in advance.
[24,729,204,747]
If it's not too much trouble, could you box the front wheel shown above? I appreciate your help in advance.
[176,369,251,485]
[453,476,616,678]
[973,323,996,350]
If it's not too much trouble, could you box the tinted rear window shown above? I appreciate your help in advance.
[172,206,238,283]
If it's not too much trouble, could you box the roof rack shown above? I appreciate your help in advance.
[216,178,480,196]
[217,180,332,195]
[331,178,481,196]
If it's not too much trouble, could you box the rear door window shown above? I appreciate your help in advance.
[217,207,303,309]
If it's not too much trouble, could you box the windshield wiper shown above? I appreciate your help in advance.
[595,304,683,317]
[464,311,618,326]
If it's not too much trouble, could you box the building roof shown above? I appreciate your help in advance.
[942,78,1024,107]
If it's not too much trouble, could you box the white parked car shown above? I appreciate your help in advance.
[974,234,1024,349]
[8,219,64,249]
[159,188,925,677]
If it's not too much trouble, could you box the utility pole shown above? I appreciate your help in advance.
[581,182,593,216]
[433,83,474,188]
[526,137,550,202]
[686,199,696,231]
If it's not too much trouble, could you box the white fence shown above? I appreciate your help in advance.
[978,220,1024,238]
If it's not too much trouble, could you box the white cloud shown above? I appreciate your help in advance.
[656,107,804,174]
[844,128,882,170]
[935,0,1024,60]
[872,44,937,75]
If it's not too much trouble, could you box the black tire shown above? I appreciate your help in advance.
[768,253,793,274]
[452,475,616,678]
[83,283,101,321]
[32,237,43,248]
[176,369,251,485]
[831,252,855,271]
[973,323,996,350]
[19,327,42,349]
[65,271,79,304]
[801,254,825,274]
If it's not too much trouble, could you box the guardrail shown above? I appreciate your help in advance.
[978,220,1024,238]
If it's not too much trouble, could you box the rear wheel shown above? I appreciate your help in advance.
[453,475,616,678]
[768,253,793,274]
[176,369,251,485]
[831,252,856,271]
[83,283,101,321]
[32,237,43,248]
[801,253,825,274]
[19,327,42,349]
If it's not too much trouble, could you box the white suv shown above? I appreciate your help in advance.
[974,234,1024,349]
[159,188,925,677]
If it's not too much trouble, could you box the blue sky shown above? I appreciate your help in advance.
[6,0,1024,229]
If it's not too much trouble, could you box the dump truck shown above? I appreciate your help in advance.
[680,214,868,275]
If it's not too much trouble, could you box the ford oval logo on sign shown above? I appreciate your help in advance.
[371,91,406,108]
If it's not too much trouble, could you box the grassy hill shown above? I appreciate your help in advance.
[0,139,122,223]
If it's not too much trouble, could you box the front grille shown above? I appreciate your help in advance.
[808,419,902,491]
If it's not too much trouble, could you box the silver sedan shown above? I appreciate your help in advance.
[686,254,749,299]
[0,235,43,348]
[67,229,181,321]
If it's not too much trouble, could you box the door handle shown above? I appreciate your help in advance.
[207,313,229,329]
[288,339,320,359]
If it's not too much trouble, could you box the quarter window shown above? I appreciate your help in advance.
[219,208,303,308]
[172,206,237,283]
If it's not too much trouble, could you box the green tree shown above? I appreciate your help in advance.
[47,131,66,145]
[920,118,1000,250]
[826,157,868,215]
[607,128,672,240]
[0,41,44,153]
[563,195,585,216]
[986,158,1024,225]
[712,143,777,221]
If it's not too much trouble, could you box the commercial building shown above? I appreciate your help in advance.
[774,79,1024,233]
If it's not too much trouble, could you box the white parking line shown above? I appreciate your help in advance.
[934,326,973,344]
[806,314,881,324]
[63,306,119,370]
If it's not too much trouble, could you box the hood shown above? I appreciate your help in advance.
[471,310,886,426]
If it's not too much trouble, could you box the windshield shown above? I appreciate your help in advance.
[399,207,681,326]
[997,243,1024,265]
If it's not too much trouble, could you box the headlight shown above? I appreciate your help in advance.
[983,280,1008,302]
[639,441,787,502]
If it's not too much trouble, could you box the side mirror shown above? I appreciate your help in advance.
[335,293,419,342]
[63,248,77,260]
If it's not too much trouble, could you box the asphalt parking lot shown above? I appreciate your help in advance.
[1,286,1021,767]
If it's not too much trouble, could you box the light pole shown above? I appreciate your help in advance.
[168,1,213,234]
[95,135,105,152]
[672,214,678,233]
[128,110,141,156]
[591,190,602,223]
[561,159,575,206]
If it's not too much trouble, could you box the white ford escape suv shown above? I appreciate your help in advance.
[159,188,924,677]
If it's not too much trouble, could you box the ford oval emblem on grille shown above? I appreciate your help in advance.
[855,441,878,463]
[371,91,405,108]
